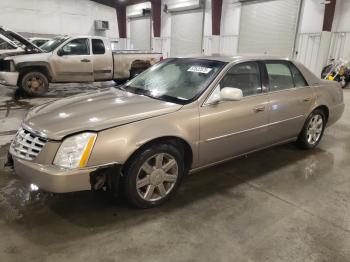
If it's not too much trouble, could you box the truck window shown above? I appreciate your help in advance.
[92,39,105,55]
[61,38,90,55]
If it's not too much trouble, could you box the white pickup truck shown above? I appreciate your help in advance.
[0,29,162,96]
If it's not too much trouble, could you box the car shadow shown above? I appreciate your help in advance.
[1,143,334,246]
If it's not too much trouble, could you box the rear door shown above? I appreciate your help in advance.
[51,37,93,82]
[91,38,113,81]
[199,61,270,165]
[263,60,314,143]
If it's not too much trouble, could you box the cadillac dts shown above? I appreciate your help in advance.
[7,56,344,208]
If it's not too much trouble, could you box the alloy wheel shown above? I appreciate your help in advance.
[136,153,178,202]
[306,114,324,145]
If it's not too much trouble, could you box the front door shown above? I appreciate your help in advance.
[199,61,270,166]
[263,61,315,143]
[51,37,93,82]
[91,38,113,81]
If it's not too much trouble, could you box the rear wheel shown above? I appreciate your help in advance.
[297,109,326,149]
[113,79,127,86]
[20,71,49,97]
[122,143,184,208]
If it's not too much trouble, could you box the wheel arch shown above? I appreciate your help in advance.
[16,62,53,82]
[311,105,329,124]
[122,136,193,174]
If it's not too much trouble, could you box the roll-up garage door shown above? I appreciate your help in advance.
[170,9,204,57]
[238,0,300,56]
[130,16,151,50]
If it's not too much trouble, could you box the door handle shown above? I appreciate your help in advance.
[81,59,91,63]
[303,97,312,102]
[253,106,265,112]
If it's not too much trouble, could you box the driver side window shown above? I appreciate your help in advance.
[61,38,90,55]
[220,62,262,97]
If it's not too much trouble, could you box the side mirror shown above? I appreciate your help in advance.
[220,87,243,101]
[57,49,64,56]
[206,86,243,105]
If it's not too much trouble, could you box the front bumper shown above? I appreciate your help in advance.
[0,71,19,86]
[12,156,96,193]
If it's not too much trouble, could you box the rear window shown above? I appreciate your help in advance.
[92,39,105,55]
[266,62,294,91]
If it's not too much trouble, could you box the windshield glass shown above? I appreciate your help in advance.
[0,38,16,50]
[124,58,226,104]
[41,37,68,52]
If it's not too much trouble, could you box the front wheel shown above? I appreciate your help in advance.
[297,110,326,149]
[122,143,185,208]
[19,71,49,97]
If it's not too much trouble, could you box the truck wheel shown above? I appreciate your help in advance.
[20,71,49,97]
[122,143,185,208]
[113,79,127,85]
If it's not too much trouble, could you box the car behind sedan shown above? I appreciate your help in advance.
[8,56,344,208]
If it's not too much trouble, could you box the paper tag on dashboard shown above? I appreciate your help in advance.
[187,66,212,74]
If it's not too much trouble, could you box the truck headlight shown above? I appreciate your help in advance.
[53,132,97,169]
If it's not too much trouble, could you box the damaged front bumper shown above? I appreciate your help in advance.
[0,71,19,86]
[8,153,122,194]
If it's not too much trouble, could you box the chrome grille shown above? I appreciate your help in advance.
[10,128,47,161]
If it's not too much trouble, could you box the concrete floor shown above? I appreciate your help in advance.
[1,83,350,262]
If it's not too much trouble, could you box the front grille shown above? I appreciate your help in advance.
[10,128,47,161]
[0,59,11,72]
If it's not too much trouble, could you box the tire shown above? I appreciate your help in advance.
[122,143,185,208]
[19,71,49,97]
[113,79,127,85]
[129,68,145,79]
[297,109,326,149]
[340,78,349,88]
[321,64,332,79]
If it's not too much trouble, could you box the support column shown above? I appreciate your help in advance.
[116,5,127,49]
[316,0,337,76]
[211,0,223,54]
[151,0,162,52]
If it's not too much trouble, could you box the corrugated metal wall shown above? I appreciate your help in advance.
[295,33,321,74]
[329,32,350,59]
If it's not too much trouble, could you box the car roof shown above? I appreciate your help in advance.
[188,54,291,63]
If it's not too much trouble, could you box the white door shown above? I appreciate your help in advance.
[170,9,204,57]
[238,0,300,57]
[130,17,151,50]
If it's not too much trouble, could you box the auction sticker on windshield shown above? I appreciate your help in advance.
[187,66,212,74]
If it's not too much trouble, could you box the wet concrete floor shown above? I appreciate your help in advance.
[1,84,350,262]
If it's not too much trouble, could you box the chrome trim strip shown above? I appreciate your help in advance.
[205,115,304,142]
[21,123,48,139]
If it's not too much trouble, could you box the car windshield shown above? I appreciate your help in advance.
[41,37,68,52]
[123,58,226,104]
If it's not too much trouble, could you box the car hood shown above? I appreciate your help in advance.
[0,27,43,53]
[23,87,183,140]
[10,52,51,63]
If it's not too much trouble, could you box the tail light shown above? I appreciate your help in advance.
[160,56,164,61]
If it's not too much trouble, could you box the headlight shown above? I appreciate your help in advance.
[53,132,97,169]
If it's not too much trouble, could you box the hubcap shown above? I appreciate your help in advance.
[26,76,44,92]
[306,114,323,145]
[136,153,178,202]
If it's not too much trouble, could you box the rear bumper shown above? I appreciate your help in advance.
[328,103,345,127]
[12,156,95,193]
[0,71,19,86]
